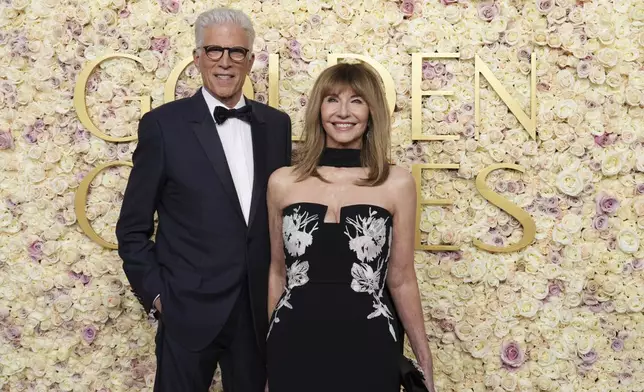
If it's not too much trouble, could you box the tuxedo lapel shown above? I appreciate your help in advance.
[187,92,245,222]
[247,99,267,231]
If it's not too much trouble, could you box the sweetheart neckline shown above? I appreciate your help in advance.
[282,202,393,225]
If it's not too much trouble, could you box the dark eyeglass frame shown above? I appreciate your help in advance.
[195,45,250,62]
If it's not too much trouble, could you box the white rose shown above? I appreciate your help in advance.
[528,279,549,300]
[516,297,541,318]
[576,335,593,355]
[560,213,582,233]
[494,321,511,338]
[427,96,449,112]
[552,227,572,245]
[467,339,491,359]
[564,293,582,307]
[617,229,639,253]
[625,86,641,106]
[605,71,623,89]
[601,153,623,176]
[457,285,474,302]
[539,305,561,328]
[468,259,487,283]
[555,170,584,196]
[627,295,643,312]
[554,99,577,119]
[556,69,575,89]
[500,374,517,391]
[497,286,516,303]
[597,48,618,68]
[589,66,606,85]
[451,261,469,279]
[444,6,462,24]
[455,323,474,341]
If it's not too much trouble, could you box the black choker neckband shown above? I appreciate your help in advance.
[318,148,362,168]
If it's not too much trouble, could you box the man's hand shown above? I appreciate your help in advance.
[154,298,163,313]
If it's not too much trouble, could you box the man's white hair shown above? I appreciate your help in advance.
[194,8,256,50]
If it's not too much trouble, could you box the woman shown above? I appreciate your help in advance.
[266,62,436,392]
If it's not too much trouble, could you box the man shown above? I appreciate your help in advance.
[116,7,292,392]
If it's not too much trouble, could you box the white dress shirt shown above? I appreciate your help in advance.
[202,87,255,225]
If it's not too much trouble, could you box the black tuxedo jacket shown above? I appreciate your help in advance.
[115,89,291,352]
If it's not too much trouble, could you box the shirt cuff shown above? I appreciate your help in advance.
[149,294,161,318]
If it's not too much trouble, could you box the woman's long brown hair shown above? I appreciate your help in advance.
[293,62,391,186]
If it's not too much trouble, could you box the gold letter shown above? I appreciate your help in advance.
[475,53,536,139]
[473,164,536,253]
[411,53,460,141]
[74,161,133,249]
[411,164,460,251]
[165,57,255,103]
[74,54,149,143]
[268,53,280,109]
[327,54,395,116]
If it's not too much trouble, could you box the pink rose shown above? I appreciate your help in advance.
[254,92,267,105]
[439,319,455,332]
[5,326,21,341]
[256,51,269,64]
[634,184,644,195]
[594,133,617,147]
[611,338,624,352]
[536,0,554,13]
[501,341,525,368]
[400,0,415,17]
[423,67,436,79]
[151,37,170,53]
[445,111,458,123]
[0,130,13,150]
[310,15,322,26]
[596,192,619,215]
[160,0,180,13]
[82,325,97,343]
[478,2,500,22]
[118,7,130,18]
[548,280,564,297]
[28,240,44,261]
[579,349,598,365]
[577,61,591,78]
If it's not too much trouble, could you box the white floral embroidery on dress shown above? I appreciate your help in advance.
[345,208,397,341]
[345,208,388,262]
[268,206,319,338]
[283,205,319,257]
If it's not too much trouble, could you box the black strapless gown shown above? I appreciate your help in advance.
[267,202,401,392]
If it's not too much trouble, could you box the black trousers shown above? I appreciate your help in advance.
[153,283,265,392]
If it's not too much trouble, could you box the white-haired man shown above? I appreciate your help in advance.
[116,7,291,391]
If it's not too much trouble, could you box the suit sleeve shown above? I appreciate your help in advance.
[115,112,165,313]
[284,114,292,166]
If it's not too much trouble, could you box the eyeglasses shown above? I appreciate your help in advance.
[196,45,250,62]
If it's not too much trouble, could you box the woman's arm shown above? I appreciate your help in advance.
[386,168,435,390]
[267,168,288,319]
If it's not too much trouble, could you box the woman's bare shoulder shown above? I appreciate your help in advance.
[386,165,415,190]
[268,166,299,194]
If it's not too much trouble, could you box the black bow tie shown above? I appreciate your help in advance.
[213,105,253,125]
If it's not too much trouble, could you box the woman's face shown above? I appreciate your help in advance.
[320,86,370,149]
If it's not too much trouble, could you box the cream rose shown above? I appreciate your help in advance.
[554,99,577,119]
[555,170,584,196]
[601,153,623,176]
[617,229,640,253]
[597,48,619,68]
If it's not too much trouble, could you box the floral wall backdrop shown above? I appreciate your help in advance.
[1,0,644,391]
